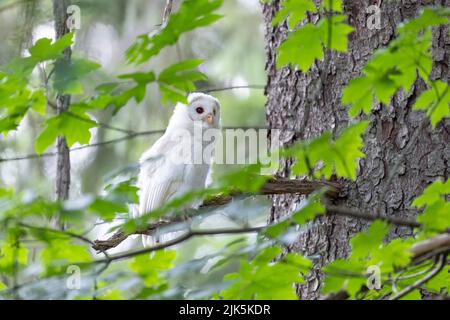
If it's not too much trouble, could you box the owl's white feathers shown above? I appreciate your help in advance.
[132,93,221,247]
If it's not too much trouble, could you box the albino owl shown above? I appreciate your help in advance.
[132,93,221,246]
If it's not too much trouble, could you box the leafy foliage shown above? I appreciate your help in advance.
[342,8,450,126]
[220,247,311,299]
[412,178,450,233]
[126,0,223,64]
[53,58,101,95]
[285,121,369,180]
[28,33,74,62]
[321,177,450,299]
[35,110,96,154]
[158,59,207,104]
[130,250,176,296]
[414,81,450,128]
[275,0,353,72]
[272,0,316,29]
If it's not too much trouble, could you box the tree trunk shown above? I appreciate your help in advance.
[53,0,72,223]
[262,0,449,299]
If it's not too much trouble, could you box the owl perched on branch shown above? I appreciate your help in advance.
[131,93,221,247]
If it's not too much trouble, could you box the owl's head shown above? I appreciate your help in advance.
[168,92,221,131]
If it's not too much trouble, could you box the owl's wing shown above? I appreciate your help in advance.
[138,176,180,216]
[135,135,183,217]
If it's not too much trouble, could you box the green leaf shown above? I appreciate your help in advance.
[322,0,343,12]
[277,24,324,72]
[35,111,96,154]
[104,179,139,204]
[265,220,291,238]
[220,247,311,300]
[322,259,367,297]
[333,121,369,180]
[0,241,29,275]
[412,179,450,208]
[292,191,326,225]
[319,15,354,52]
[414,81,450,128]
[350,221,389,260]
[341,8,450,119]
[126,0,223,64]
[118,71,156,86]
[217,164,270,193]
[369,239,413,273]
[89,199,127,221]
[95,82,120,95]
[417,200,450,233]
[30,90,47,115]
[400,8,450,34]
[423,266,450,294]
[158,59,206,105]
[53,58,101,95]
[287,121,368,180]
[0,76,47,134]
[276,9,353,72]
[412,179,450,232]
[342,76,373,117]
[41,239,91,275]
[272,0,316,28]
[130,250,176,287]
[400,289,421,300]
[28,33,74,62]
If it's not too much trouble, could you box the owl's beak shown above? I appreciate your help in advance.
[204,113,214,125]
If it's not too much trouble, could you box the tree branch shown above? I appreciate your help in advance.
[410,233,450,264]
[52,0,72,230]
[93,178,342,251]
[91,178,428,252]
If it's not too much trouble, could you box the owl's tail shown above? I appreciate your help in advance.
[131,204,182,248]
[141,232,182,248]
[141,235,158,247]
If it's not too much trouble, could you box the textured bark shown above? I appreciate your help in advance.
[53,1,72,207]
[262,0,449,299]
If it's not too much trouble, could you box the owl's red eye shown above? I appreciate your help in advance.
[196,107,204,114]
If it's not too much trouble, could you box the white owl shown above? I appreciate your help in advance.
[132,93,221,246]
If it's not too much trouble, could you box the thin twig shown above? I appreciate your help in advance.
[18,223,94,246]
[326,205,421,229]
[198,85,265,93]
[0,126,272,163]
[47,100,135,135]
[391,261,435,294]
[162,0,173,26]
[93,226,264,264]
[389,254,447,300]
